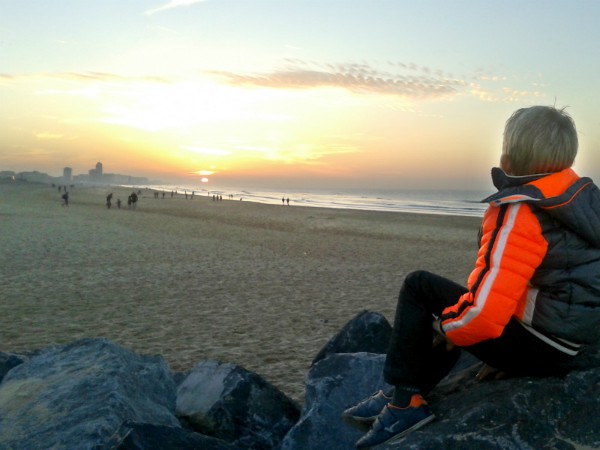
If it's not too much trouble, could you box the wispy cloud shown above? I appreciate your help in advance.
[182,145,231,156]
[0,63,546,106]
[145,0,206,16]
[51,72,170,84]
[0,71,170,85]
[208,59,546,103]
[209,60,464,100]
[35,133,64,140]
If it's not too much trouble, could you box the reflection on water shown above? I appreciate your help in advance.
[136,184,491,217]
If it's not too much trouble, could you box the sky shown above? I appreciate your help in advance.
[1,0,599,191]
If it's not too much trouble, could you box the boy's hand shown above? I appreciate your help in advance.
[432,334,455,351]
[476,364,506,381]
[432,319,455,351]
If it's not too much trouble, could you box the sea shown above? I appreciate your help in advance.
[134,183,492,218]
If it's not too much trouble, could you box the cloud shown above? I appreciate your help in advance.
[52,72,170,84]
[208,59,547,103]
[35,133,64,140]
[208,60,465,100]
[145,0,206,16]
[182,145,231,156]
[0,71,170,85]
[1,64,546,106]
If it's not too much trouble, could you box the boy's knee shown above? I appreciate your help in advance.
[404,270,433,286]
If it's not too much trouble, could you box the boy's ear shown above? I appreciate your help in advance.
[500,154,512,174]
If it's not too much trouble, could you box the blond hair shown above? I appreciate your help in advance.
[502,106,578,176]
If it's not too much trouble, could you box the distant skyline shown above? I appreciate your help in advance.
[1,1,599,190]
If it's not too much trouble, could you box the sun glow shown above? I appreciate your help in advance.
[101,82,250,132]
[96,79,340,176]
[195,170,215,176]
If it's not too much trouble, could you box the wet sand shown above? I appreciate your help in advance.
[0,181,481,402]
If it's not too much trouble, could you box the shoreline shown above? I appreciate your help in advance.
[0,181,481,402]
[11,177,488,217]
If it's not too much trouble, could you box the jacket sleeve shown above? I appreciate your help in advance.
[440,203,547,347]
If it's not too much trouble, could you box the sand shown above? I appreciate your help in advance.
[0,180,481,402]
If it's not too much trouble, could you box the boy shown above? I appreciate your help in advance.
[343,106,600,449]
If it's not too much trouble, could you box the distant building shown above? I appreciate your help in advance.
[16,171,55,184]
[63,167,73,184]
[88,162,104,181]
[3,161,151,186]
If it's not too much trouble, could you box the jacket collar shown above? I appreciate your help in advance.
[483,168,549,206]
[485,168,600,247]
[490,167,550,191]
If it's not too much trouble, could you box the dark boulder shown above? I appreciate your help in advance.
[104,420,239,450]
[0,338,179,450]
[311,310,392,366]
[0,351,26,382]
[282,343,600,450]
[176,360,301,449]
[1,316,599,450]
[280,352,390,450]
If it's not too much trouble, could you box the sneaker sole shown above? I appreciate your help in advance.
[369,414,436,449]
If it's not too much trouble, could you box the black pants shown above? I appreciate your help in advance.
[383,271,575,393]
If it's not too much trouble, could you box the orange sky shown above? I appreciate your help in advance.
[1,1,599,190]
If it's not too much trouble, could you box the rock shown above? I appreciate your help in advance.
[282,343,600,450]
[280,352,391,450]
[395,358,600,449]
[104,420,239,450]
[0,338,180,450]
[311,310,392,366]
[173,370,190,386]
[1,323,599,450]
[176,360,301,449]
[0,351,27,383]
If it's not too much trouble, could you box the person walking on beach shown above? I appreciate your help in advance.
[61,191,69,206]
[130,191,138,209]
[106,193,113,209]
[343,106,600,449]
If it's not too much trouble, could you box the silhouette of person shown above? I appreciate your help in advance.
[130,192,138,208]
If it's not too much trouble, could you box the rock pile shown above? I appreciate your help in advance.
[1,310,599,449]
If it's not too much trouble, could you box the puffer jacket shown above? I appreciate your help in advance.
[440,167,600,348]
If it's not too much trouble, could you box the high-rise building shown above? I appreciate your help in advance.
[63,167,73,183]
[89,162,104,181]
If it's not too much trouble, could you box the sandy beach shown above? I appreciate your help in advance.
[0,181,481,402]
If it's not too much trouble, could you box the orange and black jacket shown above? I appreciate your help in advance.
[440,167,600,349]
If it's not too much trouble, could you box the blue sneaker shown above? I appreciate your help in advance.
[341,390,392,428]
[355,394,435,449]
